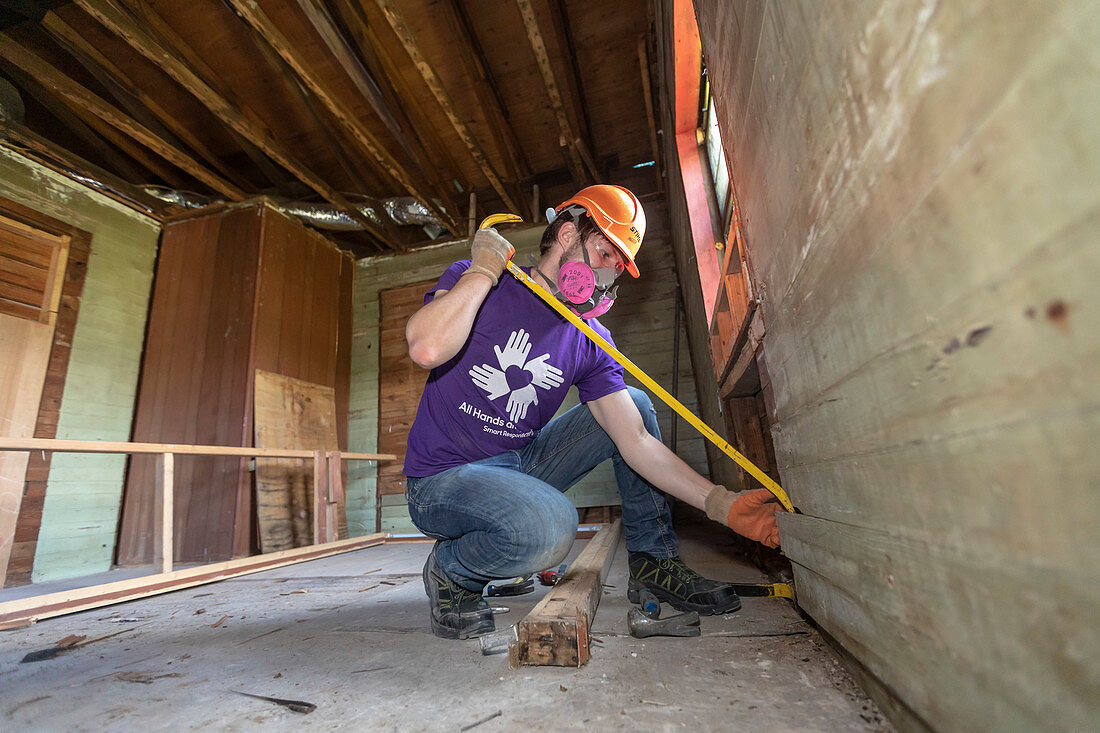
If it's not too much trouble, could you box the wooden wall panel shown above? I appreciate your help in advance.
[2,199,91,587]
[693,0,1100,729]
[119,206,262,565]
[377,280,434,506]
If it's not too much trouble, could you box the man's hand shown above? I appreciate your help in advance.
[704,487,782,549]
[466,227,513,284]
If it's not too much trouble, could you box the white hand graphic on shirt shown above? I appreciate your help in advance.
[469,330,563,423]
[507,383,538,423]
[469,363,510,400]
[494,329,531,371]
[524,353,564,390]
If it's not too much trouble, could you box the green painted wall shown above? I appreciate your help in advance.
[0,149,160,583]
[348,216,705,534]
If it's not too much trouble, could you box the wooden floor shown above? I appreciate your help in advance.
[0,518,891,731]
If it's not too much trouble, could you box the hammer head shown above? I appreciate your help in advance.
[627,607,701,638]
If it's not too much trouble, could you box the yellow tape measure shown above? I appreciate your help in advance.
[478,214,795,513]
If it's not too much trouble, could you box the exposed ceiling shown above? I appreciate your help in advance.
[0,0,664,256]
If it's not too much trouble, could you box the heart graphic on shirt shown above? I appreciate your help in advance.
[468,328,564,422]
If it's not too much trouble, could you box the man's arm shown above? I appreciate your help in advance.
[588,388,781,548]
[406,228,512,369]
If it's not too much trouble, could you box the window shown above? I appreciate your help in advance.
[0,214,70,326]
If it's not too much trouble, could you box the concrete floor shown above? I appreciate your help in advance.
[1,520,891,731]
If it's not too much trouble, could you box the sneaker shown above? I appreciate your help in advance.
[627,552,742,615]
[422,544,495,639]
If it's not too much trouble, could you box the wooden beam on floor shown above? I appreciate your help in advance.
[76,0,393,247]
[374,0,521,213]
[514,0,599,185]
[510,520,622,668]
[227,0,453,240]
[0,533,387,629]
[0,33,245,199]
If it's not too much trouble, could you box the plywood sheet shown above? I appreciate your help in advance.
[0,313,54,585]
[254,369,341,552]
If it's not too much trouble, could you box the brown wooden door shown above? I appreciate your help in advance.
[376,280,434,522]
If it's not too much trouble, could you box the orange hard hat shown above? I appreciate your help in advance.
[556,184,645,278]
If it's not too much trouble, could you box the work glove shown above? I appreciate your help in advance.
[704,486,782,549]
[465,227,513,284]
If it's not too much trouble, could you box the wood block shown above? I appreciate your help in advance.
[510,520,621,668]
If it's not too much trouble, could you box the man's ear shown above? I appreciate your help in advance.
[555,220,579,252]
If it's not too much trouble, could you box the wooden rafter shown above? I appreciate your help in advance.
[41,10,255,194]
[442,0,532,217]
[374,0,521,214]
[224,0,456,238]
[548,0,598,170]
[0,64,148,185]
[0,121,177,218]
[241,23,396,251]
[329,0,469,210]
[105,0,297,196]
[292,0,422,176]
[0,33,245,200]
[76,0,398,250]
[514,0,600,185]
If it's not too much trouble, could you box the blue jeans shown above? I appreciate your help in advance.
[405,386,679,591]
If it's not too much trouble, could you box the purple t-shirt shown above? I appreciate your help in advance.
[403,260,626,477]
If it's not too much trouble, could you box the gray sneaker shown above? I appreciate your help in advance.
[422,544,495,639]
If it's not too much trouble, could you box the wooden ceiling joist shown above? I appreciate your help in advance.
[2,66,147,186]
[374,0,521,215]
[75,0,398,250]
[0,33,245,200]
[291,0,422,174]
[514,0,601,185]
[41,10,255,194]
[105,0,296,196]
[329,0,469,210]
[224,0,456,238]
[442,0,532,217]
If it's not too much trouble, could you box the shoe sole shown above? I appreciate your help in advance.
[628,580,742,615]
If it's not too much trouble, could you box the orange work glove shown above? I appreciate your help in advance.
[704,486,782,548]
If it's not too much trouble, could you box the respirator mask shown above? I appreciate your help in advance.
[536,206,623,319]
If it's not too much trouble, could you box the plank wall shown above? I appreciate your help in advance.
[692,1,1100,729]
[0,148,160,584]
[349,215,705,534]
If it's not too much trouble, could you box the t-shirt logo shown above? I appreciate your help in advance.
[469,329,564,422]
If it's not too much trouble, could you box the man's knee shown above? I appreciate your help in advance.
[626,386,661,440]
[498,490,578,572]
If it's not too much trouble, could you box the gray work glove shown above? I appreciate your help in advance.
[466,227,513,285]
